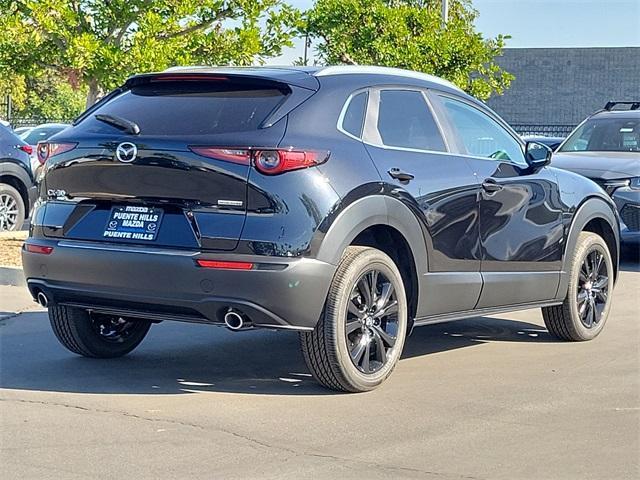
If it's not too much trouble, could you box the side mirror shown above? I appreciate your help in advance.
[525,141,552,169]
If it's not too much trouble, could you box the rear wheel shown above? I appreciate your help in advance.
[300,246,408,392]
[0,183,25,232]
[542,232,613,341]
[49,305,151,358]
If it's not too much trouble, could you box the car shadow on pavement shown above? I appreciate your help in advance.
[403,316,557,360]
[0,313,555,396]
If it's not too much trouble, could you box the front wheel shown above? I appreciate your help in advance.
[49,305,151,358]
[300,246,408,392]
[542,232,614,341]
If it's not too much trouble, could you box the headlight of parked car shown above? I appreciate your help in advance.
[603,178,640,194]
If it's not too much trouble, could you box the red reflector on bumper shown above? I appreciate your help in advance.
[25,244,54,255]
[196,260,254,270]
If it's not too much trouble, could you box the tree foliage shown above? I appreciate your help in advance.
[0,0,514,121]
[20,70,87,120]
[306,0,512,100]
[0,0,301,109]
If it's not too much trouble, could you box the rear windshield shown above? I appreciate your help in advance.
[76,80,288,136]
[559,117,640,152]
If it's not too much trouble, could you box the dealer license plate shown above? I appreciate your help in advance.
[103,205,164,241]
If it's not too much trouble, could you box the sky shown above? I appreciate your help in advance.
[268,0,640,64]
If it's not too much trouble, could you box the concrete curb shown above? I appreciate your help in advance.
[0,266,26,286]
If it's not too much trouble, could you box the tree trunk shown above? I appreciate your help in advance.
[85,79,102,108]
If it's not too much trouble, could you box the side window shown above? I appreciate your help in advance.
[341,91,368,138]
[440,96,526,165]
[375,90,446,151]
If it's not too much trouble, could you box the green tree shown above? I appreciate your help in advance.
[305,0,512,100]
[0,0,301,108]
[18,70,87,120]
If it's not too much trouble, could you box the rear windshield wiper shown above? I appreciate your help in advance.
[94,114,140,135]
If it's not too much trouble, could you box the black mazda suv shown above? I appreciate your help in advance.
[23,66,619,392]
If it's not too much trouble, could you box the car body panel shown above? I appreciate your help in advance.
[551,151,640,179]
[470,161,565,307]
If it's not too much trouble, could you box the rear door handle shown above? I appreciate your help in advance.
[482,178,503,193]
[388,168,414,183]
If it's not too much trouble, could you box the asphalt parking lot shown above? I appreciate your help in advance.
[1,259,638,479]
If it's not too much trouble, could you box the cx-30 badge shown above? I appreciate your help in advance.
[115,142,137,163]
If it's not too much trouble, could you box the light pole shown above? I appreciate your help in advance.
[441,0,449,28]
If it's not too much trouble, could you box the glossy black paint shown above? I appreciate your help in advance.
[24,67,619,329]
[0,124,37,218]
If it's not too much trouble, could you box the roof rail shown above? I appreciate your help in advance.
[314,65,463,92]
[604,101,640,111]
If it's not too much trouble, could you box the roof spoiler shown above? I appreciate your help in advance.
[604,101,640,111]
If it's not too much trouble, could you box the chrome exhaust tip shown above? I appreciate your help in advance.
[36,291,49,308]
[224,309,251,331]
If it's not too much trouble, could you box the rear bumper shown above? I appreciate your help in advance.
[22,239,336,330]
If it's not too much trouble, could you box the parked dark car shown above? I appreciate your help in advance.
[0,124,36,230]
[23,66,619,392]
[20,123,70,146]
[522,135,565,151]
[19,123,70,179]
[13,126,33,137]
[552,102,640,246]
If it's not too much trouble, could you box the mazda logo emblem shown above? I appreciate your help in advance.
[115,142,137,163]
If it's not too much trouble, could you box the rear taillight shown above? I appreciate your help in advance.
[188,147,251,165]
[25,243,54,255]
[18,145,33,155]
[189,146,330,175]
[37,142,77,165]
[254,149,328,175]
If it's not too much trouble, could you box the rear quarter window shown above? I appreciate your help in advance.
[340,91,368,138]
[76,81,288,136]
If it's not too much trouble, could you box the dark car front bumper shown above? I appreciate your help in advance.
[22,239,336,330]
[613,188,640,245]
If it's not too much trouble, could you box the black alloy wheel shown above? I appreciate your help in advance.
[300,246,408,392]
[542,232,614,342]
[49,305,152,358]
[345,269,400,374]
[90,313,143,343]
[576,248,610,329]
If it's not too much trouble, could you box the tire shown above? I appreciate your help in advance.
[0,183,25,232]
[542,232,614,341]
[300,246,408,392]
[49,305,151,358]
